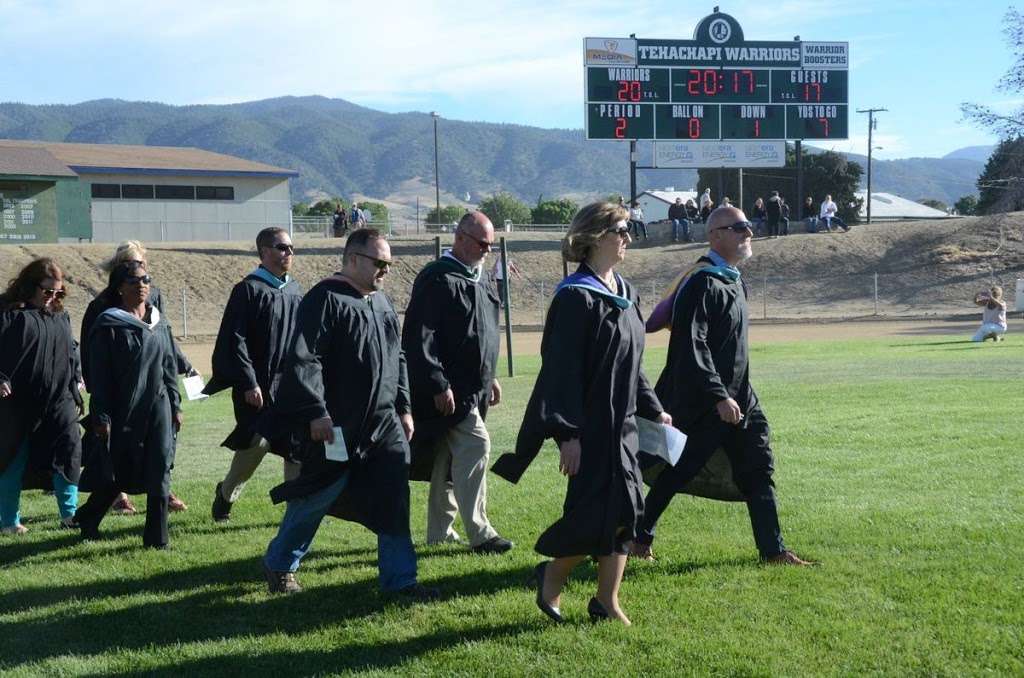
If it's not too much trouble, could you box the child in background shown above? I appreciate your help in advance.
[972,286,1007,342]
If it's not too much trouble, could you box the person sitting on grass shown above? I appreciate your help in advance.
[972,287,1007,342]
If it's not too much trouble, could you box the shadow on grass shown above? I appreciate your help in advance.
[887,340,976,347]
[78,620,537,677]
[1,551,539,670]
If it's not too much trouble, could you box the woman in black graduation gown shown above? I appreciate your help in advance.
[0,258,83,535]
[75,262,183,548]
[495,202,670,625]
[80,240,191,515]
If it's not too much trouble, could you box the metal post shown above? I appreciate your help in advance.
[762,274,768,320]
[629,140,638,206]
[432,112,441,230]
[795,140,803,217]
[499,238,514,378]
[738,168,744,210]
[538,281,545,326]
[433,235,441,260]
[873,272,879,315]
[181,289,188,339]
[416,196,420,234]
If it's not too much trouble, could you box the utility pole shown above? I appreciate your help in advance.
[856,108,887,224]
[431,111,441,228]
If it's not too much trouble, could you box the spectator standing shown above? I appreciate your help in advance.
[779,200,791,236]
[628,202,647,240]
[668,197,692,242]
[765,191,783,238]
[699,188,713,222]
[751,198,767,236]
[491,251,523,308]
[351,203,367,229]
[332,204,349,238]
[972,287,1007,342]
[820,195,849,232]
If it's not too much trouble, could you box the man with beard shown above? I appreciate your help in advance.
[204,227,303,521]
[260,229,438,599]
[631,206,814,566]
[403,211,512,554]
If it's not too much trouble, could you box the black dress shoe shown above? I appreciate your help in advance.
[588,597,610,622]
[534,562,563,623]
[472,535,514,554]
[395,583,442,602]
[211,482,232,522]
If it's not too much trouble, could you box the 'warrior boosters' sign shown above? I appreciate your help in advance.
[584,11,848,141]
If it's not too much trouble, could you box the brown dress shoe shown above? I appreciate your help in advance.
[263,562,302,594]
[763,550,817,566]
[110,494,138,515]
[168,492,188,512]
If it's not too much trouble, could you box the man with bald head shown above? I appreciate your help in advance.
[402,211,512,554]
[634,206,813,566]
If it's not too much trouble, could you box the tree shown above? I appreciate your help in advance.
[697,147,864,223]
[478,192,531,226]
[292,202,310,216]
[531,197,579,225]
[426,205,465,225]
[954,195,978,216]
[976,137,1024,214]
[308,199,339,216]
[961,8,1024,138]
[359,200,389,225]
[918,199,948,212]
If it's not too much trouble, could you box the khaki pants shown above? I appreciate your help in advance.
[220,436,301,503]
[427,407,498,547]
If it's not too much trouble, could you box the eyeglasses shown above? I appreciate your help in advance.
[607,225,630,237]
[353,252,393,270]
[711,221,754,234]
[273,243,295,253]
[457,228,494,251]
[124,275,153,285]
[38,286,67,299]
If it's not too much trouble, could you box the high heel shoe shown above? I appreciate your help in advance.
[588,597,610,622]
[534,562,563,623]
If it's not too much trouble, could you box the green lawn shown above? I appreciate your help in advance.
[2,335,1022,676]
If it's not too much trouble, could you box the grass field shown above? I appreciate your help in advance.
[2,334,1022,676]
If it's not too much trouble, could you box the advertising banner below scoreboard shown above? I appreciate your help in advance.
[654,141,786,168]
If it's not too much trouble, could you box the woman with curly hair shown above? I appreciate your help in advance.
[0,258,82,535]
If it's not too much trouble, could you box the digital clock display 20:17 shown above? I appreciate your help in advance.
[671,68,770,103]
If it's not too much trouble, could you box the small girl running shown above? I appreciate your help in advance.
[972,286,1007,342]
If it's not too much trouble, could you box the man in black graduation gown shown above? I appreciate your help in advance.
[204,227,303,521]
[260,229,438,599]
[633,206,814,565]
[402,211,512,554]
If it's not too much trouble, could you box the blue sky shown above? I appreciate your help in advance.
[0,0,1013,159]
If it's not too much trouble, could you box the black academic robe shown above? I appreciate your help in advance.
[80,306,181,494]
[0,307,82,489]
[402,255,500,480]
[81,285,191,389]
[202,272,303,451]
[638,258,753,501]
[492,268,663,557]
[262,277,413,536]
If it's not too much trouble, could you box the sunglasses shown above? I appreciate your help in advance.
[273,243,295,253]
[353,252,393,271]
[124,274,153,285]
[607,225,630,237]
[458,228,494,251]
[712,221,754,234]
[38,286,67,300]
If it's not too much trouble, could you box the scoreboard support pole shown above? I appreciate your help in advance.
[738,169,744,211]
[795,140,804,221]
[629,140,637,206]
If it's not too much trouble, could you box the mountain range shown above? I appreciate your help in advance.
[0,96,986,208]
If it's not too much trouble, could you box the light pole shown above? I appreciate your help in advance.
[857,107,887,224]
[431,112,441,227]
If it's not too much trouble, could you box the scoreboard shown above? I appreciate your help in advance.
[585,12,848,141]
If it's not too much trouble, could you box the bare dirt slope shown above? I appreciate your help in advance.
[2,213,1021,337]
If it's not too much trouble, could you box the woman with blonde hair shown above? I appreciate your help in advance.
[81,241,192,514]
[0,258,82,534]
[493,201,670,625]
[972,286,1007,342]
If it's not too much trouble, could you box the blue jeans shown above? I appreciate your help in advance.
[0,441,78,527]
[823,216,847,231]
[264,472,418,591]
[671,219,690,241]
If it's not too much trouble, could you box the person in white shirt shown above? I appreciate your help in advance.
[628,201,647,240]
[972,287,1007,342]
[819,195,849,231]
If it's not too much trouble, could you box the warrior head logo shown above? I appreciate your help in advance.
[605,39,619,53]
[709,18,731,43]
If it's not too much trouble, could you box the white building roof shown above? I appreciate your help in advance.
[855,191,952,219]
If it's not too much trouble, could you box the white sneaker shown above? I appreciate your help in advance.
[1,523,28,536]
